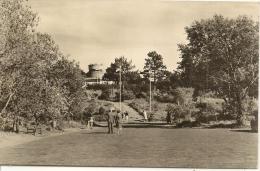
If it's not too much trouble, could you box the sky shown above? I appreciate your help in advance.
[28,0,259,72]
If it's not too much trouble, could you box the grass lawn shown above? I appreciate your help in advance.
[0,127,257,168]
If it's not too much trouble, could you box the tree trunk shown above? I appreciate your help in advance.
[0,92,14,116]
[15,118,20,133]
[236,92,245,126]
[12,119,16,132]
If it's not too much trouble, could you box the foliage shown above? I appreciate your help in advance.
[99,88,116,101]
[143,51,167,84]
[196,102,222,123]
[178,15,259,125]
[171,87,194,105]
[166,101,197,123]
[103,56,135,83]
[154,93,175,103]
[83,101,98,120]
[250,110,258,132]
[147,112,155,122]
[115,89,135,101]
[0,0,88,131]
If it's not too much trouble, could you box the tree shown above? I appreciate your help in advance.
[143,51,167,85]
[178,15,258,125]
[0,0,88,131]
[103,56,135,83]
[0,0,41,131]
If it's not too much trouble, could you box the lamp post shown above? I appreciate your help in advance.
[149,71,152,113]
[119,64,122,113]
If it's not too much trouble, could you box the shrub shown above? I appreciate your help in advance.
[148,112,155,122]
[251,110,258,132]
[86,84,114,91]
[129,101,142,113]
[171,87,194,105]
[176,120,201,128]
[99,88,116,101]
[115,90,135,101]
[83,101,99,120]
[93,114,107,122]
[155,93,175,103]
[99,107,106,115]
[62,120,83,128]
[166,102,197,123]
[195,98,224,123]
[136,92,147,99]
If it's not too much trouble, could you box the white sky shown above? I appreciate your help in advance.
[28,0,259,72]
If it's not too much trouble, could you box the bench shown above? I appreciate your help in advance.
[27,126,42,135]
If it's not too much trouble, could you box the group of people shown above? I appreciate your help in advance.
[107,107,128,135]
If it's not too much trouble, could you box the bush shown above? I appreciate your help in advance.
[99,88,116,101]
[166,103,197,123]
[129,101,142,114]
[99,107,106,115]
[195,99,224,123]
[62,120,83,128]
[3,125,13,132]
[155,93,175,103]
[93,114,107,122]
[136,92,147,99]
[86,84,114,91]
[171,87,194,105]
[176,120,201,128]
[251,110,258,132]
[148,112,155,122]
[115,90,135,101]
[82,101,99,120]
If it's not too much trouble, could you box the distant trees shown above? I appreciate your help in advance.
[178,15,259,125]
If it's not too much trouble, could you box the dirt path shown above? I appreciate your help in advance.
[97,100,144,122]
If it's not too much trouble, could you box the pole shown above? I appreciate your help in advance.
[119,64,122,113]
[149,77,152,113]
[149,71,152,113]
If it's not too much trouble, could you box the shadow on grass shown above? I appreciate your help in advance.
[81,131,108,134]
[230,129,257,133]
[122,124,175,129]
[94,122,176,129]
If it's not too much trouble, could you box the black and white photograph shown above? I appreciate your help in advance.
[0,0,258,169]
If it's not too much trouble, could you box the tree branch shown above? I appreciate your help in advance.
[0,92,14,115]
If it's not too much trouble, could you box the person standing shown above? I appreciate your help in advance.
[124,111,129,122]
[115,110,123,135]
[166,112,172,124]
[107,107,115,134]
[143,110,148,122]
[89,115,94,129]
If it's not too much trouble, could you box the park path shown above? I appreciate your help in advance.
[97,100,144,122]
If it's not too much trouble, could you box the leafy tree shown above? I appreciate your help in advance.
[103,56,135,83]
[178,15,258,125]
[143,51,167,85]
[0,0,87,131]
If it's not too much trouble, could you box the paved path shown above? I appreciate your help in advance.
[0,127,257,168]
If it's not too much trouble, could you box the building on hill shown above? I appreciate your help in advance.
[85,64,114,85]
